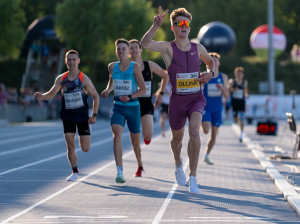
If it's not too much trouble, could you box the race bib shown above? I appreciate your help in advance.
[64,92,84,109]
[232,89,244,99]
[114,79,132,96]
[207,84,221,97]
[140,81,152,98]
[176,72,200,94]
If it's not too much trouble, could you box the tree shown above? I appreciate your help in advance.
[20,0,63,31]
[164,0,267,56]
[274,0,300,51]
[55,0,166,73]
[0,0,25,59]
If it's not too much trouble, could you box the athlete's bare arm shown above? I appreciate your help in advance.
[221,73,229,99]
[149,62,169,92]
[244,80,249,98]
[141,7,173,67]
[34,75,63,101]
[228,78,234,93]
[83,74,100,123]
[149,62,169,105]
[132,63,146,99]
[101,63,115,98]
[195,44,215,84]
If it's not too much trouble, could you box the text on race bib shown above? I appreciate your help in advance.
[140,81,152,98]
[176,72,200,94]
[114,79,132,96]
[232,89,244,99]
[64,92,84,109]
[207,84,221,97]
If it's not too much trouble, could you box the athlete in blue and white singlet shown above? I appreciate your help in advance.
[202,53,229,165]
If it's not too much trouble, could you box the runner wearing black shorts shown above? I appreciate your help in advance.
[34,50,100,181]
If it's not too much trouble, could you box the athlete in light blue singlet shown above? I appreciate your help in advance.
[202,52,229,165]
[101,38,146,184]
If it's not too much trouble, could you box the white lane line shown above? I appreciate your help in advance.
[0,138,63,157]
[0,156,125,223]
[0,127,59,139]
[0,130,60,145]
[190,216,271,220]
[44,215,127,219]
[0,131,128,176]
[0,133,163,224]
[152,158,189,224]
[0,128,109,156]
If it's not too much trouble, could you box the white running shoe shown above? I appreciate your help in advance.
[66,172,78,181]
[175,162,186,186]
[188,176,200,194]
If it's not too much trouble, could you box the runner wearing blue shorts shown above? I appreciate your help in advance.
[202,53,229,165]
[101,38,146,183]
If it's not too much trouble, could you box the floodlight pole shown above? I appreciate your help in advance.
[268,0,275,94]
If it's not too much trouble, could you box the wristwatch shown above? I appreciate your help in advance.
[159,92,164,95]
[128,95,132,100]
[92,113,97,117]
[210,71,215,77]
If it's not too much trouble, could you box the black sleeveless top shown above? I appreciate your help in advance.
[139,61,153,101]
[231,79,245,102]
[60,72,89,122]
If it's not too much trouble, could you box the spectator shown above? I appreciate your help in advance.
[41,41,50,67]
[31,64,40,82]
[0,83,8,106]
[7,87,18,104]
[290,44,300,62]
[31,40,39,63]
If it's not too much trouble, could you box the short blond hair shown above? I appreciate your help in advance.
[234,67,245,76]
[209,52,221,59]
[115,38,130,47]
[65,50,79,59]
[129,39,141,49]
[170,8,192,24]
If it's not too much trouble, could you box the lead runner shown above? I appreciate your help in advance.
[141,7,214,194]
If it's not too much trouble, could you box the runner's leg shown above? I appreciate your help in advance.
[141,114,153,143]
[187,111,202,177]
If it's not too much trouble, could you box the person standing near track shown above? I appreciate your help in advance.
[101,38,146,183]
[129,39,169,148]
[34,50,100,181]
[141,7,214,194]
[156,81,171,137]
[228,67,248,142]
[201,52,229,165]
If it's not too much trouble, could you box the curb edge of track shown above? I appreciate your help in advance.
[232,124,300,217]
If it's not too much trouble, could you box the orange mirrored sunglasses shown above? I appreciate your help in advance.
[173,20,191,27]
